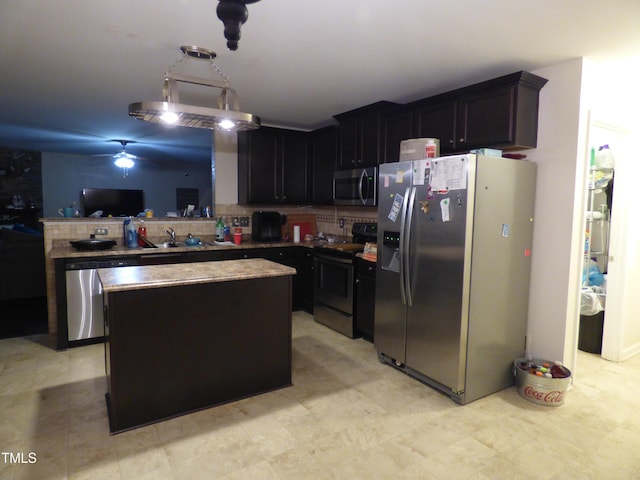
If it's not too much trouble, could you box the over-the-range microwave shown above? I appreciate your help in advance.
[333,166,377,206]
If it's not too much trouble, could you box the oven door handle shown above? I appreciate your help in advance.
[314,252,353,265]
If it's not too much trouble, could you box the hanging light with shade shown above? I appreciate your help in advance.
[128,45,260,132]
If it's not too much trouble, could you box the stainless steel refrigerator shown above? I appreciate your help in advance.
[375,153,536,404]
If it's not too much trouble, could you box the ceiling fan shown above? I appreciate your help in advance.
[92,140,140,177]
[115,141,136,165]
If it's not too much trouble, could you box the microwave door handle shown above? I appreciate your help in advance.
[398,186,410,305]
[358,169,366,205]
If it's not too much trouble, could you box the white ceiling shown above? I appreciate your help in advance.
[1,0,639,163]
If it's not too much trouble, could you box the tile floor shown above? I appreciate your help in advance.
[1,311,640,480]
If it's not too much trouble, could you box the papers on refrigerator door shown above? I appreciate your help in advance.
[388,193,404,222]
[440,198,451,222]
[412,159,431,186]
[430,156,468,191]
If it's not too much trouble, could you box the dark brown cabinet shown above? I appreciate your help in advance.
[298,249,314,313]
[238,127,309,204]
[225,246,306,310]
[334,101,398,169]
[411,98,458,154]
[408,71,548,155]
[355,257,375,341]
[309,126,337,204]
[382,106,414,163]
[103,266,293,433]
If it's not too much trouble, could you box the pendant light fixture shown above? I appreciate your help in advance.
[128,45,260,132]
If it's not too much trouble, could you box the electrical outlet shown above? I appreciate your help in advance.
[95,227,108,235]
[232,216,239,227]
[339,218,345,228]
[239,216,249,227]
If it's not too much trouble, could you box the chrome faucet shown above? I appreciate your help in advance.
[165,227,176,245]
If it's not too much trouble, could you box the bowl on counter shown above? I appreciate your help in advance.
[69,234,117,251]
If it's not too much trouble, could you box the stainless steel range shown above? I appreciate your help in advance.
[313,222,377,338]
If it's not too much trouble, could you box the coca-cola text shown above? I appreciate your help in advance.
[523,386,565,403]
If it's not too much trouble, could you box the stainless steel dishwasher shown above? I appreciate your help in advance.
[65,257,139,342]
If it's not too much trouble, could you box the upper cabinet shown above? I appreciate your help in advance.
[333,101,398,169]
[382,106,415,163]
[309,126,337,205]
[237,71,547,206]
[408,71,548,154]
[410,98,458,154]
[238,127,309,205]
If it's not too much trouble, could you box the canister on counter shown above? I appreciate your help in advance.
[233,227,242,245]
[137,224,147,247]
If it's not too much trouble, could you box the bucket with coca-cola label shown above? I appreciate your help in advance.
[513,358,572,407]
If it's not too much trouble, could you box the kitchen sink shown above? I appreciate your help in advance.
[155,242,182,248]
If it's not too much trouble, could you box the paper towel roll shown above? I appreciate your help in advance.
[293,225,301,243]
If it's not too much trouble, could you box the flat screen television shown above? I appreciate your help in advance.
[81,188,144,217]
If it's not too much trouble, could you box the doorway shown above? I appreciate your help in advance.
[579,119,638,362]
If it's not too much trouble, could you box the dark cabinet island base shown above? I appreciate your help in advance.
[99,260,294,433]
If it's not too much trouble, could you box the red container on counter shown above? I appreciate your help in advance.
[137,226,147,247]
[233,227,242,245]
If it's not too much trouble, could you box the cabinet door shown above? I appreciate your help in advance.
[456,85,515,149]
[281,131,309,204]
[383,109,413,163]
[242,128,279,204]
[310,126,337,205]
[412,100,457,153]
[300,250,314,312]
[338,117,359,169]
[359,114,381,167]
[355,260,376,341]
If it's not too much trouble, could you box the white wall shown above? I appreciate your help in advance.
[525,56,640,370]
[603,130,640,360]
[214,131,238,205]
[525,58,588,371]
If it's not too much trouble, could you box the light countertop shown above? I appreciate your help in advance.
[98,258,296,292]
[50,239,318,259]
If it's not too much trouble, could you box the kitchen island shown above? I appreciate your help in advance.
[98,258,296,433]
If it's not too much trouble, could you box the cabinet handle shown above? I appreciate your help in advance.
[449,139,454,144]
[459,138,465,143]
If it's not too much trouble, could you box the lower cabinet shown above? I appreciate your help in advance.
[225,246,307,311]
[355,257,376,341]
[298,249,314,313]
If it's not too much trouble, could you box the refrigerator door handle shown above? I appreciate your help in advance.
[398,186,410,305]
[404,186,417,306]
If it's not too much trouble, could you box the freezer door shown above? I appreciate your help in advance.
[374,161,413,363]
[405,155,472,392]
